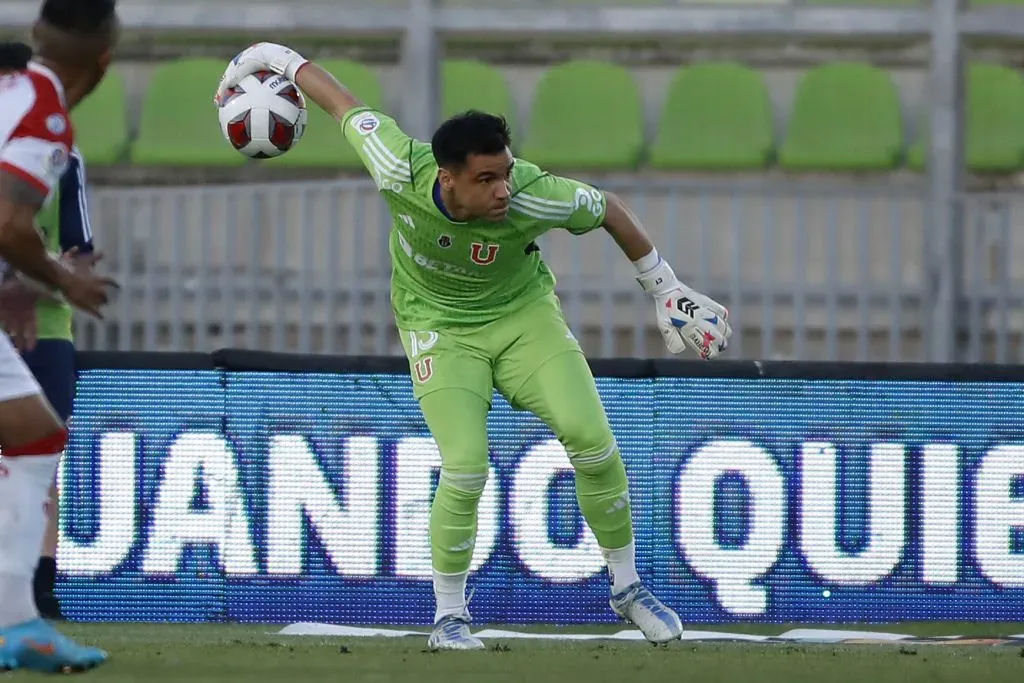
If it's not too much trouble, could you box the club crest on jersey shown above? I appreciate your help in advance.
[470,242,499,266]
[438,234,452,249]
[45,114,66,136]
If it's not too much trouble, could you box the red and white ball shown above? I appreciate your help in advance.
[218,70,307,159]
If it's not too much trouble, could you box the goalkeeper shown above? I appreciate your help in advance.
[216,44,732,650]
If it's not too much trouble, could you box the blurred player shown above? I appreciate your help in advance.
[217,43,731,650]
[31,146,95,622]
[0,42,98,623]
[0,0,119,673]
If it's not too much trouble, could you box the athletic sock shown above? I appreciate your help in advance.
[0,451,61,629]
[602,540,641,595]
[432,570,469,624]
[34,556,57,597]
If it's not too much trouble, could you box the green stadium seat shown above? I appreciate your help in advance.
[779,62,904,172]
[908,63,1024,173]
[650,62,774,170]
[442,60,516,135]
[131,58,245,167]
[267,59,385,168]
[519,60,644,170]
[71,68,129,166]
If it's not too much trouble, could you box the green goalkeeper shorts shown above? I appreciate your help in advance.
[397,292,583,408]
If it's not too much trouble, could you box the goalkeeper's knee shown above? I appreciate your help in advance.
[560,420,620,477]
[437,466,489,498]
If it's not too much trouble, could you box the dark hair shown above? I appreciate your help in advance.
[431,110,512,170]
[0,42,32,70]
[39,0,117,34]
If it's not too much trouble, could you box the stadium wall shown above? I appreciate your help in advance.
[56,350,1024,625]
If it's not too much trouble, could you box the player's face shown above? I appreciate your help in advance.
[453,149,513,223]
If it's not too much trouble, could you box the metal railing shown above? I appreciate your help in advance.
[3,0,1018,361]
[69,178,1024,363]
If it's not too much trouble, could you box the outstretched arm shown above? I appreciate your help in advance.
[510,165,730,358]
[601,191,732,360]
[215,43,364,122]
[292,62,363,123]
[602,191,656,264]
[215,42,420,195]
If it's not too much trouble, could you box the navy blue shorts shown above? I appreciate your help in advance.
[20,339,76,422]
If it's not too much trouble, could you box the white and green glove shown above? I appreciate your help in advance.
[213,42,309,106]
[636,255,732,359]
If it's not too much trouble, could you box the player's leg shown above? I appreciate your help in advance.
[419,389,490,650]
[399,329,491,651]
[21,339,77,621]
[494,296,683,643]
[0,335,105,672]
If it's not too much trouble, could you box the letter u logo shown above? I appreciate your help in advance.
[414,357,434,383]
[470,243,499,266]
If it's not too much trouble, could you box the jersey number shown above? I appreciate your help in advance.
[470,243,499,266]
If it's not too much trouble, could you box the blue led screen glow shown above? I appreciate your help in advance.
[55,368,1024,624]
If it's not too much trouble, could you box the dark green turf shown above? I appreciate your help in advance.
[4,623,1023,682]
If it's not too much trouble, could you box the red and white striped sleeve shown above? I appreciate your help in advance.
[0,69,74,201]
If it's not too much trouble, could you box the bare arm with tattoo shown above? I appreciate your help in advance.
[0,170,115,318]
[0,170,71,291]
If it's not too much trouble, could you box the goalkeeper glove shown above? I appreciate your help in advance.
[636,254,732,359]
[214,42,309,107]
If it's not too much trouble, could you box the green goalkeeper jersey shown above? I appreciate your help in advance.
[340,107,608,330]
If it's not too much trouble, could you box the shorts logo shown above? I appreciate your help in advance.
[413,356,434,384]
[45,114,66,136]
[470,242,499,266]
[353,112,380,135]
[438,234,452,249]
[0,461,8,478]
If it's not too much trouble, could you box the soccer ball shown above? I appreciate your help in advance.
[218,70,307,159]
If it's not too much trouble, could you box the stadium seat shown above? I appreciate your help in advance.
[71,68,129,166]
[442,60,516,136]
[519,60,645,170]
[649,62,774,170]
[907,63,1024,173]
[779,62,904,171]
[131,58,246,167]
[267,59,386,168]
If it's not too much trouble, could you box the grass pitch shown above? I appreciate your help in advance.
[4,622,1023,682]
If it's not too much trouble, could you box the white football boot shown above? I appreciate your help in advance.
[609,582,684,644]
[426,612,485,651]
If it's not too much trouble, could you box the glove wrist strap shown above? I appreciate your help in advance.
[265,47,308,81]
[282,56,308,81]
[636,258,678,297]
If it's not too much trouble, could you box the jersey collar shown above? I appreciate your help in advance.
[432,179,468,225]
[28,62,67,108]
